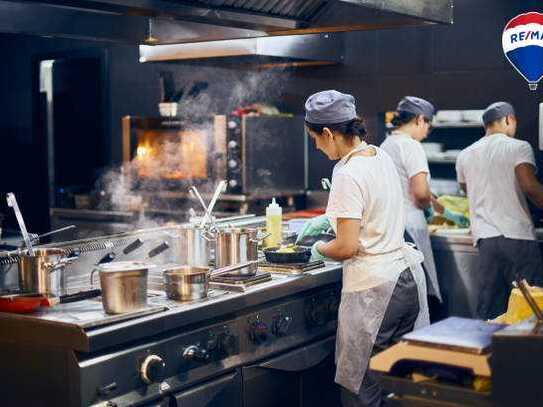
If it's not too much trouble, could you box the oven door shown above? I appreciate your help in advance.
[170,371,242,407]
[242,335,339,407]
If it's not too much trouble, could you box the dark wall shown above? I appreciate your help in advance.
[0,0,541,230]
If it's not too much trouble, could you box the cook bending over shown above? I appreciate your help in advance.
[300,90,429,407]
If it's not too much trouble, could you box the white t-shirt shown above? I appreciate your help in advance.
[380,131,430,214]
[326,146,405,256]
[456,134,536,243]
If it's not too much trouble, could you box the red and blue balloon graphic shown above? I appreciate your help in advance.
[502,12,543,91]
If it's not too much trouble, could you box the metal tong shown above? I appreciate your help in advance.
[200,180,227,230]
[6,193,34,256]
[513,279,543,330]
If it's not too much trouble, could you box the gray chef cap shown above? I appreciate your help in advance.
[482,102,515,126]
[397,96,435,120]
[305,90,357,125]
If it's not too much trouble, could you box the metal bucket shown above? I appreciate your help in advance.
[91,261,149,314]
[18,248,68,297]
[215,228,263,275]
[176,225,210,267]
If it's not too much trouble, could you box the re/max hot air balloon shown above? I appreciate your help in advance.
[502,12,543,91]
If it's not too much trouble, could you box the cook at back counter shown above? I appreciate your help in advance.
[456,101,543,321]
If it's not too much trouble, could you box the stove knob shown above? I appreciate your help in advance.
[228,159,238,169]
[228,140,238,149]
[249,319,268,344]
[140,355,166,384]
[182,345,210,363]
[272,315,292,337]
[228,180,238,188]
[218,331,237,355]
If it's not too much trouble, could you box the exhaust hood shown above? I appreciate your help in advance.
[1,0,453,45]
[139,33,345,67]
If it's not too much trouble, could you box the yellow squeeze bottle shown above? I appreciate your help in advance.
[265,198,282,248]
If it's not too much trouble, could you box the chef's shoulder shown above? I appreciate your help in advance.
[504,137,536,167]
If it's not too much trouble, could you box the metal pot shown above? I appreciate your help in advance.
[163,261,257,301]
[18,248,73,297]
[176,225,211,267]
[215,228,267,275]
[90,261,149,314]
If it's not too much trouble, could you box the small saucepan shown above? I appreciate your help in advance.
[263,246,312,264]
[163,261,258,302]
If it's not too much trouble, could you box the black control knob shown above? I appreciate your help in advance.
[182,345,210,363]
[305,298,328,327]
[218,331,237,355]
[248,318,269,344]
[140,355,166,384]
[272,315,292,337]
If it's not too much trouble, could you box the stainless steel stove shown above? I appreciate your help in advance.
[0,226,342,407]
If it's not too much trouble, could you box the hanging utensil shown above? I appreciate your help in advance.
[6,193,34,256]
[29,225,77,244]
[189,186,208,213]
[200,180,226,229]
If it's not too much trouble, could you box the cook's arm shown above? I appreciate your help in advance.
[516,163,543,208]
[410,172,432,209]
[316,218,361,261]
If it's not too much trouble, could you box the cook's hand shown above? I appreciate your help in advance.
[295,215,330,244]
[310,241,327,262]
[423,205,435,221]
[442,208,470,228]
[431,196,445,214]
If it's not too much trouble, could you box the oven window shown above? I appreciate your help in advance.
[135,129,208,180]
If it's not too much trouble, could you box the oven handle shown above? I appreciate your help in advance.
[253,335,335,372]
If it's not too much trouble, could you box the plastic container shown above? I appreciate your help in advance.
[265,198,282,248]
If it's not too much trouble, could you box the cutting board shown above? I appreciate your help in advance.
[403,317,506,354]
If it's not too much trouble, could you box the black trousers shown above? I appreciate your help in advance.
[477,236,543,320]
[340,268,420,407]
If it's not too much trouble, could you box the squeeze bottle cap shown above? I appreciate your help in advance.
[266,198,282,215]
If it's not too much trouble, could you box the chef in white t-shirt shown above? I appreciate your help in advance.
[304,90,429,407]
[381,96,442,310]
[456,101,543,320]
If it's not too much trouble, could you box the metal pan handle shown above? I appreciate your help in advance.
[209,260,259,278]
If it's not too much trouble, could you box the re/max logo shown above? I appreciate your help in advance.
[510,31,543,42]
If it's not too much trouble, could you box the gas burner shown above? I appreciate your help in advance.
[209,271,272,292]
[258,260,325,275]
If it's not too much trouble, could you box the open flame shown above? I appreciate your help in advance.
[135,129,209,180]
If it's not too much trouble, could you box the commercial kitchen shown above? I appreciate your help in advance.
[1,1,543,406]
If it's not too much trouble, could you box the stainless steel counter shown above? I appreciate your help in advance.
[431,229,543,318]
[0,262,342,353]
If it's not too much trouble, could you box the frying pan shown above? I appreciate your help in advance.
[263,246,312,264]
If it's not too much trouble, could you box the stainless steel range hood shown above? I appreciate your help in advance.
[1,0,453,45]
[139,33,345,67]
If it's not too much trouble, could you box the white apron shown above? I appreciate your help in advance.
[334,244,429,393]
[325,143,430,394]
[406,208,442,302]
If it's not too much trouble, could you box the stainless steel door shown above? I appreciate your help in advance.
[171,371,242,407]
[242,335,339,407]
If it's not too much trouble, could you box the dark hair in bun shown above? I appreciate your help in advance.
[390,111,418,127]
[305,117,367,140]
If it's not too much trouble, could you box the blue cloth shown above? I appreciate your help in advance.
[305,90,357,125]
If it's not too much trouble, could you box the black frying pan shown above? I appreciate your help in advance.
[263,246,311,264]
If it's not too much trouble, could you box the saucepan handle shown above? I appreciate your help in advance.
[209,260,259,278]
[250,232,271,244]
